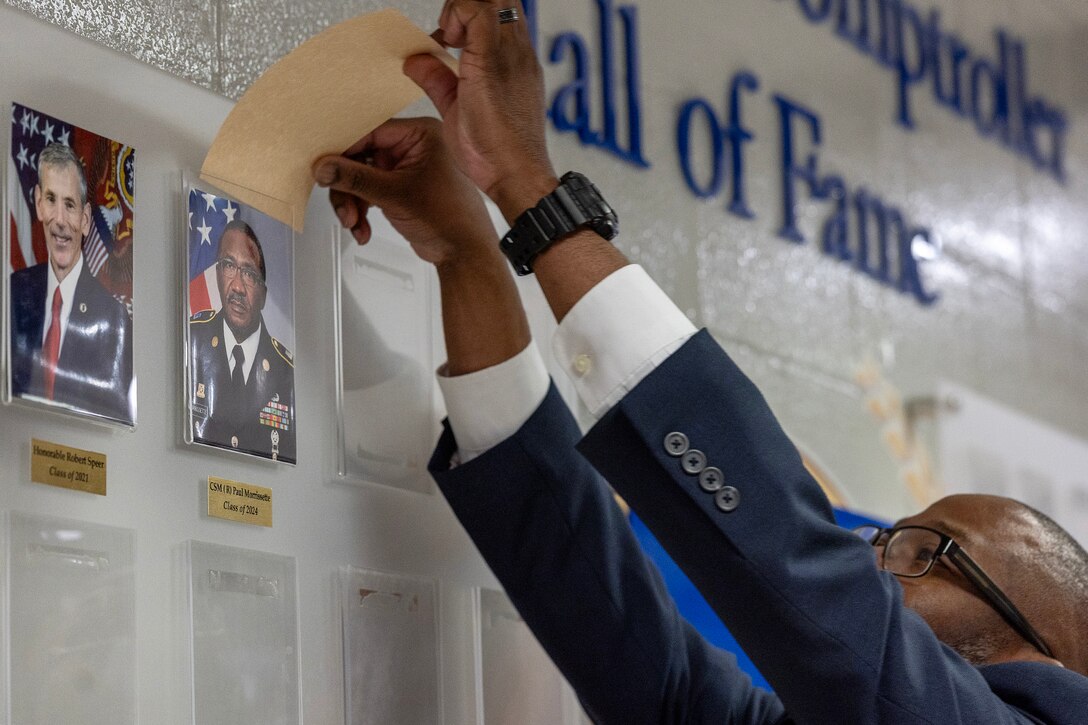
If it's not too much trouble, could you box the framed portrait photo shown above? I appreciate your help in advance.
[5,103,136,426]
[184,184,297,464]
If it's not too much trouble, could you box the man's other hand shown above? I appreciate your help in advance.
[313,117,496,268]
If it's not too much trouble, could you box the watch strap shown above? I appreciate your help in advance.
[500,172,617,276]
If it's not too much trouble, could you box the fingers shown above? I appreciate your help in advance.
[329,190,372,245]
[341,117,430,159]
[495,0,531,44]
[314,155,393,200]
[315,156,393,245]
[439,0,506,50]
[329,190,359,228]
[404,54,459,117]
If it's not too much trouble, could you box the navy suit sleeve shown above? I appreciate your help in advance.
[431,384,787,725]
[578,330,1036,724]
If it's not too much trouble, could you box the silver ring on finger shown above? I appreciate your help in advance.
[498,7,520,24]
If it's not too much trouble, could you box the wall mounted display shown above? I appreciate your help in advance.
[477,588,589,725]
[333,223,437,492]
[5,103,136,425]
[8,511,136,724]
[184,184,297,463]
[186,540,300,725]
[339,566,439,724]
[332,219,435,492]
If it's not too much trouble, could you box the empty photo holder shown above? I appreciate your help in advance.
[182,179,298,464]
[332,221,438,492]
[7,511,137,724]
[339,566,439,724]
[186,541,300,725]
[477,588,590,725]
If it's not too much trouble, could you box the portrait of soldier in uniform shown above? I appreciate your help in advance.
[187,188,296,464]
[7,106,136,425]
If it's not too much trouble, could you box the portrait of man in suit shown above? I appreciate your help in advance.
[8,141,133,423]
[188,219,295,463]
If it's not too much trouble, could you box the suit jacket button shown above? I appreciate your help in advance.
[715,486,740,513]
[664,432,689,457]
[699,467,724,492]
[681,449,707,474]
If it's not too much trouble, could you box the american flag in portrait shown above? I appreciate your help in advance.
[187,187,240,315]
[7,103,136,310]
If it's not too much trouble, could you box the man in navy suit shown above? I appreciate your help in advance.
[9,143,132,423]
[315,2,1088,721]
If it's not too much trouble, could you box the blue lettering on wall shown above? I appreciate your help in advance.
[775,95,822,244]
[676,72,759,219]
[550,33,595,142]
[799,0,834,22]
[528,0,1074,307]
[546,0,650,168]
[783,0,1069,183]
[677,99,724,198]
[774,94,939,305]
[521,0,539,46]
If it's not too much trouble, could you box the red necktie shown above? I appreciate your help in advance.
[43,287,62,399]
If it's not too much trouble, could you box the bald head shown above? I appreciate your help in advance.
[1009,499,1088,672]
[895,494,1088,675]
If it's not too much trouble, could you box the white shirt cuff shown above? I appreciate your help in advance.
[552,265,697,419]
[437,341,550,464]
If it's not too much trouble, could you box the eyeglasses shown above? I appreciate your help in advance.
[216,258,265,288]
[854,525,1054,659]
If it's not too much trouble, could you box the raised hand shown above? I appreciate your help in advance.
[313,117,496,268]
[404,0,559,221]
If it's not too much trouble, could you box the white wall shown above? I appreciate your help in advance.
[0,8,507,723]
[2,0,1088,721]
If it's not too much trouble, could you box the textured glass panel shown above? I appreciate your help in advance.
[6,0,217,88]
[695,204,860,379]
[216,0,437,99]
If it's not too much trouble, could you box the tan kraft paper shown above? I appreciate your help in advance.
[201,9,455,230]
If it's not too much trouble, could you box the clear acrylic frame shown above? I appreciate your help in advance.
[7,511,137,724]
[339,566,440,724]
[331,221,439,493]
[475,587,590,725]
[3,102,138,429]
[181,173,299,465]
[185,540,300,725]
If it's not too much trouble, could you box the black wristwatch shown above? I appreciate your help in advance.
[499,171,618,276]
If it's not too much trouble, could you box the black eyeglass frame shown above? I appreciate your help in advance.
[854,524,1054,660]
[216,257,266,288]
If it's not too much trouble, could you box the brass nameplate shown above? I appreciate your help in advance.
[30,438,107,495]
[208,477,273,527]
